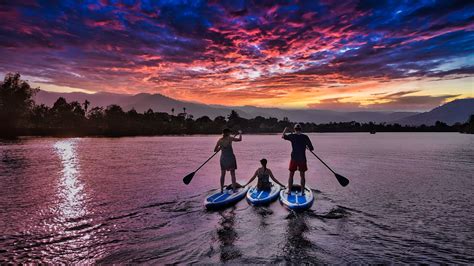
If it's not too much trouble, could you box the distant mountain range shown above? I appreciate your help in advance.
[34,90,473,125]
[395,98,474,125]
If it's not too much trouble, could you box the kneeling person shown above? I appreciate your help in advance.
[244,159,285,190]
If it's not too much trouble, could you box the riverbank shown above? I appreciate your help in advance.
[2,117,471,139]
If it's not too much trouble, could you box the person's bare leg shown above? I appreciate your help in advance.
[230,170,237,192]
[288,171,295,194]
[300,171,306,195]
[220,170,226,193]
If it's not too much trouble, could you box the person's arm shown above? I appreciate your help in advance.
[232,134,242,142]
[232,130,242,142]
[244,170,258,187]
[306,136,314,151]
[282,127,290,139]
[214,139,221,152]
[269,169,286,188]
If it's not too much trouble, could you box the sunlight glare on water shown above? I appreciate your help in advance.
[53,139,87,220]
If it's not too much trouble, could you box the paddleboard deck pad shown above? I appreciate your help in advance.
[204,186,248,209]
[246,184,281,205]
[279,185,314,210]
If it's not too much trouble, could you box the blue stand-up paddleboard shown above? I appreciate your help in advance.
[246,184,281,206]
[279,185,314,210]
[204,186,248,210]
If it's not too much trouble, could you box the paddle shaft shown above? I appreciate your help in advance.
[309,150,336,175]
[194,151,218,173]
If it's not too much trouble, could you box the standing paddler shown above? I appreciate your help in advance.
[282,124,314,194]
[214,128,242,193]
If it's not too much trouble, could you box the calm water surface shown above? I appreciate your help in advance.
[0,133,473,263]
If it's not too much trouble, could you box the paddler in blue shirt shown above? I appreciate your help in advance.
[282,124,314,195]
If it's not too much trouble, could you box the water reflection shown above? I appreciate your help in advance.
[0,139,26,175]
[53,139,87,220]
[252,206,273,229]
[217,209,242,262]
[282,213,318,263]
[0,134,471,263]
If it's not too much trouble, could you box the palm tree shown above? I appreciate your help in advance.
[83,100,90,113]
[171,108,175,115]
[183,107,186,114]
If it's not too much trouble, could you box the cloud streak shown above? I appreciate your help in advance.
[308,90,461,111]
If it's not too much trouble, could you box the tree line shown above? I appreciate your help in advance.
[1,73,473,138]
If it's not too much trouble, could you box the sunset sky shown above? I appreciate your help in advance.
[0,0,473,111]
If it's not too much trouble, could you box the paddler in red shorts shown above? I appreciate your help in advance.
[282,124,314,195]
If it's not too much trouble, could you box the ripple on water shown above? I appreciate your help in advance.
[1,134,473,263]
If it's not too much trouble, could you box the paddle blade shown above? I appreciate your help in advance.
[183,172,196,185]
[335,173,350,187]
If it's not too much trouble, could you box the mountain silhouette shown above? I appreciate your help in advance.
[396,98,474,125]
[35,91,471,125]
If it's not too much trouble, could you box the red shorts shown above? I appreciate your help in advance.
[289,160,307,172]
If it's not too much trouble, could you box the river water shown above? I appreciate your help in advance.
[0,133,473,263]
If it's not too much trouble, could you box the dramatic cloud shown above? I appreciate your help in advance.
[0,0,472,110]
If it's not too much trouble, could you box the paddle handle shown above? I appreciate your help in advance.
[309,150,336,174]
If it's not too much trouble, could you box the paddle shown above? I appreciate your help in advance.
[183,132,241,185]
[308,150,349,187]
[183,151,218,185]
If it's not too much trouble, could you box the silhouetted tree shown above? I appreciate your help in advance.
[227,109,247,129]
[466,114,474,134]
[88,106,104,121]
[0,73,38,136]
[196,116,212,123]
[104,104,125,135]
[195,116,213,133]
[228,110,240,121]
[49,98,85,131]
[435,121,448,130]
[127,108,139,118]
[30,104,49,129]
[145,108,154,118]
[210,116,224,131]
[87,106,105,133]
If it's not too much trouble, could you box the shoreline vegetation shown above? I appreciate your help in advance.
[1,73,473,138]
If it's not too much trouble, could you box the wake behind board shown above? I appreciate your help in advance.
[204,186,248,210]
[246,184,281,206]
[279,184,314,210]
